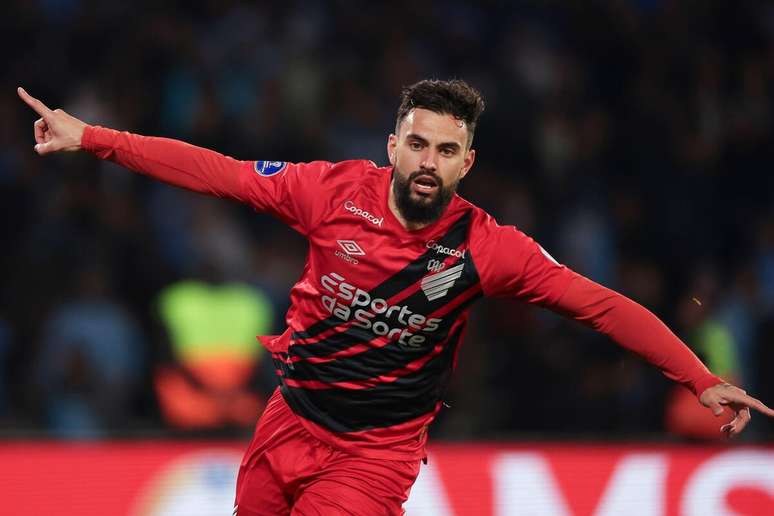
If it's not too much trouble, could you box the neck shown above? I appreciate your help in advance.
[388,179,434,232]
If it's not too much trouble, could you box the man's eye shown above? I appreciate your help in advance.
[441,148,455,156]
[409,142,423,150]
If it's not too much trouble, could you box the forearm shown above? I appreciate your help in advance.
[554,273,723,396]
[81,126,250,201]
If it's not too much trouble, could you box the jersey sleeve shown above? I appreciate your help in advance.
[472,212,723,397]
[81,125,333,235]
[239,159,335,235]
[553,273,724,396]
[473,212,575,305]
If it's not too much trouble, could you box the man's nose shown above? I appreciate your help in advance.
[419,149,438,171]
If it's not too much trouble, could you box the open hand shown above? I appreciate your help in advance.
[699,383,774,438]
[17,87,87,155]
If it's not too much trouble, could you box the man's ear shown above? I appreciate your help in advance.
[387,134,397,165]
[459,148,476,179]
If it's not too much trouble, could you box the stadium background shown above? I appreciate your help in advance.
[1,0,772,514]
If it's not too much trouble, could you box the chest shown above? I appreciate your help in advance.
[310,197,456,283]
[310,198,476,310]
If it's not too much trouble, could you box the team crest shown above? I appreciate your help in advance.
[254,160,287,176]
[421,263,464,301]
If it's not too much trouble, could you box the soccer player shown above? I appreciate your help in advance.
[18,81,774,515]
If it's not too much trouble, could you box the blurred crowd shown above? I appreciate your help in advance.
[1,0,773,440]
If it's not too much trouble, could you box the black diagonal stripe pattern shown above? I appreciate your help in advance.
[281,265,481,383]
[279,323,467,432]
[290,253,475,362]
[292,210,472,347]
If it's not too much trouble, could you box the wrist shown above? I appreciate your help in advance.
[76,123,88,149]
[695,375,725,398]
[79,124,97,152]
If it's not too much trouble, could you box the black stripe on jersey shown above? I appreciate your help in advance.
[293,210,473,345]
[291,255,480,359]
[284,269,481,383]
[279,324,466,432]
[290,252,477,363]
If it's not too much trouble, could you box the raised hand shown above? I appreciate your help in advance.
[17,87,88,155]
[699,383,774,438]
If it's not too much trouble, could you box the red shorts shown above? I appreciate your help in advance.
[234,388,421,515]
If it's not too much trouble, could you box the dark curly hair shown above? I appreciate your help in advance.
[395,79,486,148]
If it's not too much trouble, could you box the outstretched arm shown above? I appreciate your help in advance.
[555,273,774,437]
[18,87,341,237]
[470,182,774,438]
[17,87,248,201]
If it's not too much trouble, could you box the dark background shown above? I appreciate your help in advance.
[1,0,773,441]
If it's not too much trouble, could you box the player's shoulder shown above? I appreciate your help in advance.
[321,159,383,175]
[289,159,389,212]
[453,195,533,249]
[311,159,387,184]
[452,195,506,231]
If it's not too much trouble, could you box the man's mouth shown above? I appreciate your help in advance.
[411,174,439,196]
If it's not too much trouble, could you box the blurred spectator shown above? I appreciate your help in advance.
[717,267,758,391]
[154,279,274,431]
[32,265,144,438]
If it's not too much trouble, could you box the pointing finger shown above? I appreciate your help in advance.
[748,397,774,417]
[724,392,774,417]
[17,87,54,118]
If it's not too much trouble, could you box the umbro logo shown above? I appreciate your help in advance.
[337,240,365,256]
[335,240,364,265]
[421,263,464,301]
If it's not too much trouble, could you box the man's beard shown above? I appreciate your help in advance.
[392,169,457,225]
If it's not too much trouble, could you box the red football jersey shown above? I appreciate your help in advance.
[83,126,723,460]
[239,158,579,460]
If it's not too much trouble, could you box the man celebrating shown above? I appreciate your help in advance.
[18,80,774,515]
